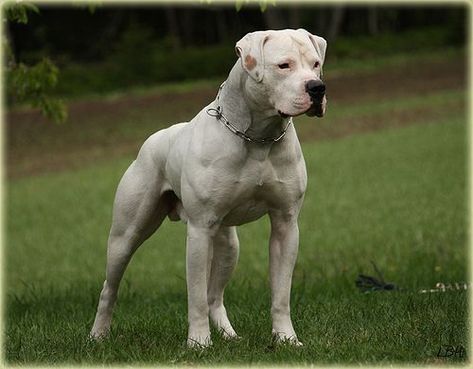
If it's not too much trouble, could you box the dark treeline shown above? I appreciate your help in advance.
[10,4,466,64]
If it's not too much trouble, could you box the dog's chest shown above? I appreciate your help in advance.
[222,198,268,226]
[221,159,304,226]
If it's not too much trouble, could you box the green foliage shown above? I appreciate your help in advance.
[234,0,276,12]
[110,22,235,84]
[258,0,276,12]
[4,1,67,123]
[330,27,454,60]
[52,22,236,97]
[55,31,236,97]
[3,1,39,24]
[71,0,102,14]
[7,59,67,123]
[110,22,159,84]
[235,0,246,11]
[50,26,462,100]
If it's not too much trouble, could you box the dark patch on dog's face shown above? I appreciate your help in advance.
[244,55,257,71]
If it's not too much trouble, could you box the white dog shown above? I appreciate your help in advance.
[90,29,327,348]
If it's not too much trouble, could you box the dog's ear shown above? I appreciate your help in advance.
[235,31,270,83]
[297,29,327,66]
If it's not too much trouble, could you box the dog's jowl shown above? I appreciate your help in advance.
[90,29,327,348]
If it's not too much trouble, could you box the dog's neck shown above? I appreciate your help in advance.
[216,62,289,141]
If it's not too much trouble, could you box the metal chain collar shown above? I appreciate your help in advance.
[206,82,292,144]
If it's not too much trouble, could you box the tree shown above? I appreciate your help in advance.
[368,7,379,35]
[165,7,181,50]
[4,1,67,123]
[327,6,345,41]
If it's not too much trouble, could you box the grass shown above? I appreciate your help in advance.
[5,108,468,364]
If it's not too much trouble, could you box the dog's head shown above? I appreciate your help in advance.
[235,29,327,118]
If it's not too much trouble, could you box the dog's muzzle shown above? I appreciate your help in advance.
[305,79,326,117]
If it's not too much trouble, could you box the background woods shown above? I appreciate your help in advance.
[7,4,466,99]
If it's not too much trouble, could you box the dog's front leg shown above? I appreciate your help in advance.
[186,221,216,348]
[269,210,302,346]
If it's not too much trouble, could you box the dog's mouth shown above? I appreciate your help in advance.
[278,97,325,118]
[305,100,324,117]
[277,110,290,119]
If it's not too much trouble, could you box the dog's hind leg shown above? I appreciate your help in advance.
[90,157,172,339]
[207,226,240,339]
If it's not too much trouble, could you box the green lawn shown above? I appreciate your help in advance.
[5,98,468,364]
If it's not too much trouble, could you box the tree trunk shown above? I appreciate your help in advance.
[4,22,16,66]
[181,9,194,47]
[263,8,285,29]
[368,7,379,35]
[327,6,345,41]
[315,7,328,35]
[165,7,181,50]
[215,9,229,43]
[288,7,301,28]
[89,9,125,58]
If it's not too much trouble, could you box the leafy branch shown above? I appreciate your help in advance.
[4,1,67,123]
[201,0,276,12]
[236,0,276,12]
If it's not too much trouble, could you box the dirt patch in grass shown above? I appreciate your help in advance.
[298,99,465,142]
[6,57,466,179]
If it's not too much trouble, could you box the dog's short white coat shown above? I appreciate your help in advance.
[90,29,327,348]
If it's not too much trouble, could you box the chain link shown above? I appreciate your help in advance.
[206,81,292,144]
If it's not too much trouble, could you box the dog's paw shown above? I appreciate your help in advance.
[221,329,241,341]
[289,338,303,347]
[272,332,303,347]
[88,329,109,342]
[187,335,213,349]
[210,305,239,340]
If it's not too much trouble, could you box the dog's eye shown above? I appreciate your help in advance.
[278,63,290,69]
[314,61,320,68]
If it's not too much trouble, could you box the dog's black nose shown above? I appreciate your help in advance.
[306,79,326,98]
